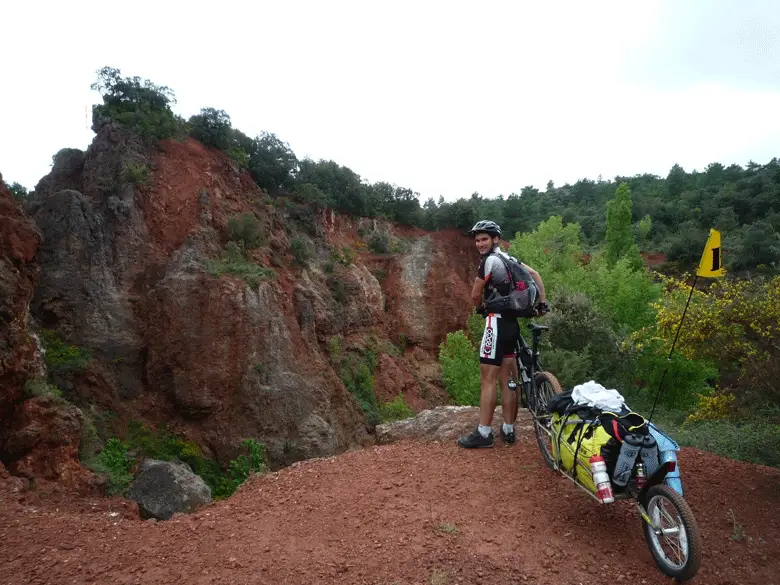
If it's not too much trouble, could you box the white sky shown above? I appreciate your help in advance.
[2,0,780,201]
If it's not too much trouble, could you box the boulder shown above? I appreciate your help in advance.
[126,459,212,520]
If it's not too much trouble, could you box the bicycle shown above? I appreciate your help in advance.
[519,320,703,582]
[510,321,563,465]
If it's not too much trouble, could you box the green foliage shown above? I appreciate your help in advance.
[226,439,267,491]
[466,312,484,347]
[87,422,267,499]
[121,163,149,186]
[295,183,329,208]
[206,242,275,288]
[605,182,641,269]
[188,107,233,150]
[23,378,62,399]
[40,329,91,373]
[541,291,624,389]
[87,437,134,495]
[327,275,348,303]
[4,180,28,200]
[249,132,299,192]
[227,213,264,250]
[672,420,780,468]
[439,331,481,405]
[290,237,313,265]
[90,66,180,142]
[380,393,414,422]
[329,337,381,426]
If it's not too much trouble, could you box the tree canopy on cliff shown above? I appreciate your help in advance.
[88,66,780,274]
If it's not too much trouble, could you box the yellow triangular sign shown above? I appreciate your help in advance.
[696,228,726,278]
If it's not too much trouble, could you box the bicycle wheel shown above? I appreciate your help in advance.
[641,484,703,581]
[532,371,562,470]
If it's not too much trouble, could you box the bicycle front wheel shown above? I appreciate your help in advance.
[642,484,703,581]
[532,371,562,470]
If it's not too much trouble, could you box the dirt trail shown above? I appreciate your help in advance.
[1,423,779,585]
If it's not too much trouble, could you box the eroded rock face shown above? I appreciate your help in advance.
[126,459,211,520]
[0,396,103,495]
[0,174,42,420]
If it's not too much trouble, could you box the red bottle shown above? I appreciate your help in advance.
[590,454,615,504]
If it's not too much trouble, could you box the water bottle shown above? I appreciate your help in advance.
[613,433,643,486]
[589,454,615,504]
[635,462,646,490]
[640,434,660,477]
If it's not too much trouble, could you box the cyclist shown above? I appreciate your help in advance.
[457,220,549,448]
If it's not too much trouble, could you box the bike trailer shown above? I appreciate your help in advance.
[548,392,684,496]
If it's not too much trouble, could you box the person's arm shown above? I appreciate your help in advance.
[522,263,546,303]
[471,277,487,308]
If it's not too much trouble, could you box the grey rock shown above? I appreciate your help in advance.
[376,406,533,444]
[126,459,212,520]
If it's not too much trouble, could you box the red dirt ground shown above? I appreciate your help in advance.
[1,425,778,585]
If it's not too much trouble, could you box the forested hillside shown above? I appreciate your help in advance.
[5,66,779,274]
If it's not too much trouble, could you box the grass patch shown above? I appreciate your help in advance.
[206,242,275,287]
[435,523,458,534]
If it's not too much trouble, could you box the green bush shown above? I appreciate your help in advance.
[206,242,275,288]
[380,393,414,422]
[439,331,480,405]
[39,329,91,373]
[227,213,264,250]
[290,237,313,265]
[23,378,62,399]
[87,437,134,495]
[121,163,150,186]
[367,230,391,253]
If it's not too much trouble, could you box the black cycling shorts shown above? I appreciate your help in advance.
[478,315,520,366]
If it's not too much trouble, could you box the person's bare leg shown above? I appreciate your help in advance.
[500,356,517,425]
[479,364,500,426]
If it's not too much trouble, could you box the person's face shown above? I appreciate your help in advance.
[474,233,496,255]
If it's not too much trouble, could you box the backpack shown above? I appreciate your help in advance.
[482,253,539,318]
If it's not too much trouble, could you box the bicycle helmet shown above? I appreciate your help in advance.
[468,220,501,237]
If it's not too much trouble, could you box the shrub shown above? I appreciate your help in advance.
[380,393,414,422]
[439,331,480,405]
[205,242,275,288]
[87,437,134,495]
[227,213,264,250]
[367,229,391,253]
[290,237,312,265]
[23,378,62,399]
[39,329,91,373]
[121,163,150,186]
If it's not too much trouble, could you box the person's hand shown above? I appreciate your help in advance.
[536,301,549,316]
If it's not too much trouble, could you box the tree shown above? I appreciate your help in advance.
[90,66,179,141]
[4,181,28,201]
[605,182,640,268]
[188,108,233,151]
[249,132,298,192]
[666,163,687,197]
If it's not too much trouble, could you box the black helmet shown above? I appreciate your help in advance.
[468,220,501,237]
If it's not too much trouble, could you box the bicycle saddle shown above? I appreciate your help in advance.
[527,322,549,332]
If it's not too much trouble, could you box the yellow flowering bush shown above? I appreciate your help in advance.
[685,392,737,424]
[629,274,780,407]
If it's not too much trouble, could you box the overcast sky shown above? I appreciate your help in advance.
[2,1,779,201]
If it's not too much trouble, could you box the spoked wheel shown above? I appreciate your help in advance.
[642,484,703,581]
[532,371,562,470]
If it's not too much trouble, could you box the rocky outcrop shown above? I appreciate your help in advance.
[126,459,212,520]
[9,125,480,492]
[0,396,103,495]
[0,175,100,494]
[375,406,532,444]
[0,174,42,420]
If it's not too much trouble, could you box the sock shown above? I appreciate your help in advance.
[502,422,514,434]
[478,424,492,438]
